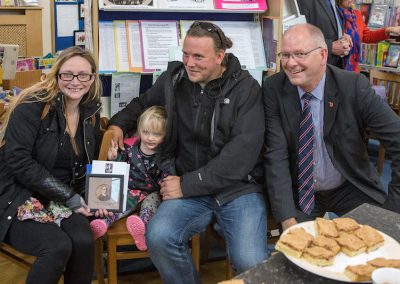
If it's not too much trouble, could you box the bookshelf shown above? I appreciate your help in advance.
[0,6,43,57]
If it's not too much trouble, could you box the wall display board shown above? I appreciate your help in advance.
[91,0,282,117]
[53,0,85,52]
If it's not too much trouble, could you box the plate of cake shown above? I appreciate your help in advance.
[276,218,400,282]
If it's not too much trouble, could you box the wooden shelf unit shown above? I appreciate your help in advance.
[0,6,43,57]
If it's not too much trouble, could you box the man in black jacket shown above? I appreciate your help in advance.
[108,21,267,283]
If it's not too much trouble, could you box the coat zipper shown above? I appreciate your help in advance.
[83,104,102,165]
[193,88,203,169]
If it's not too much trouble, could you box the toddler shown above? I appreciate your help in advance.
[90,106,173,250]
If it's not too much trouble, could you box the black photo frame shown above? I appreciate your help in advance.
[85,174,124,212]
[79,3,85,19]
[73,30,85,46]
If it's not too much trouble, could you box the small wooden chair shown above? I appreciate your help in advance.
[368,69,400,175]
[96,129,201,284]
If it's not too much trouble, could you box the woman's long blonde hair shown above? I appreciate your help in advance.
[0,46,102,139]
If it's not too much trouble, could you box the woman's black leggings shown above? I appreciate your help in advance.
[4,213,95,284]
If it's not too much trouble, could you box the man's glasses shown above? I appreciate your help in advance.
[189,21,223,45]
[58,73,94,82]
[277,47,322,61]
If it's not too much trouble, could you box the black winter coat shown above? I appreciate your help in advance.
[109,54,265,206]
[0,94,101,242]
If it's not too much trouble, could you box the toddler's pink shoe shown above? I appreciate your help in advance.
[90,219,108,240]
[126,215,147,251]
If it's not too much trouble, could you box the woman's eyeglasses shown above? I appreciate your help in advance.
[58,73,94,82]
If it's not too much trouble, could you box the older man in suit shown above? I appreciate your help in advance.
[263,23,400,231]
[297,0,352,68]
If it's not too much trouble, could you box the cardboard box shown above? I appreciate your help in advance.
[2,70,42,90]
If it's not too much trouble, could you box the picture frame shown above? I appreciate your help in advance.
[368,4,389,28]
[73,30,85,46]
[85,174,124,212]
[79,3,85,19]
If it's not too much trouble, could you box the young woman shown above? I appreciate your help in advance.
[90,106,173,251]
[337,0,400,72]
[0,46,102,284]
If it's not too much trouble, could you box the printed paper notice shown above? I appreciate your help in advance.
[139,21,180,72]
[114,21,130,72]
[126,21,143,72]
[110,73,141,117]
[99,21,117,73]
[56,4,79,37]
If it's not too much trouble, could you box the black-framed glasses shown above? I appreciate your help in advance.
[58,73,94,82]
[189,21,223,45]
[277,47,322,61]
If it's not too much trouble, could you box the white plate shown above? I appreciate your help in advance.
[281,221,400,283]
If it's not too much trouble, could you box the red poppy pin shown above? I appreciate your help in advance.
[329,101,333,108]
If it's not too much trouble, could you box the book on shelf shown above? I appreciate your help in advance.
[368,4,389,28]
[359,4,371,25]
[384,44,400,67]
[213,0,267,11]
[388,6,400,27]
[0,0,16,6]
[376,41,390,67]
[99,0,158,10]
[360,43,377,66]
[262,17,278,71]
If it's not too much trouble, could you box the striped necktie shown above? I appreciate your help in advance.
[297,92,315,215]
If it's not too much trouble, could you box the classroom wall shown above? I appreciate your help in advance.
[39,0,51,55]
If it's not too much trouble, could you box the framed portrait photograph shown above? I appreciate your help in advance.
[85,174,124,212]
[74,30,86,46]
[79,3,85,18]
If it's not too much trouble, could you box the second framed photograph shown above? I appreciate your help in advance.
[85,174,124,212]
[79,3,85,18]
[74,30,85,46]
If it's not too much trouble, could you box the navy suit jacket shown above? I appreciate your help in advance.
[297,0,342,66]
[263,65,400,223]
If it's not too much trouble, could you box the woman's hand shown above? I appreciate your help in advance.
[74,197,93,216]
[386,26,400,36]
[107,139,119,160]
[74,206,93,216]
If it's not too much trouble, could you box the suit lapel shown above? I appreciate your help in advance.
[317,0,338,33]
[282,78,302,143]
[323,69,339,138]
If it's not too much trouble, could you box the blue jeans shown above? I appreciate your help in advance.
[146,193,268,284]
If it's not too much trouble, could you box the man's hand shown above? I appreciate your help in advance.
[108,125,125,151]
[281,218,297,232]
[332,35,352,57]
[160,176,183,200]
[107,140,119,161]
